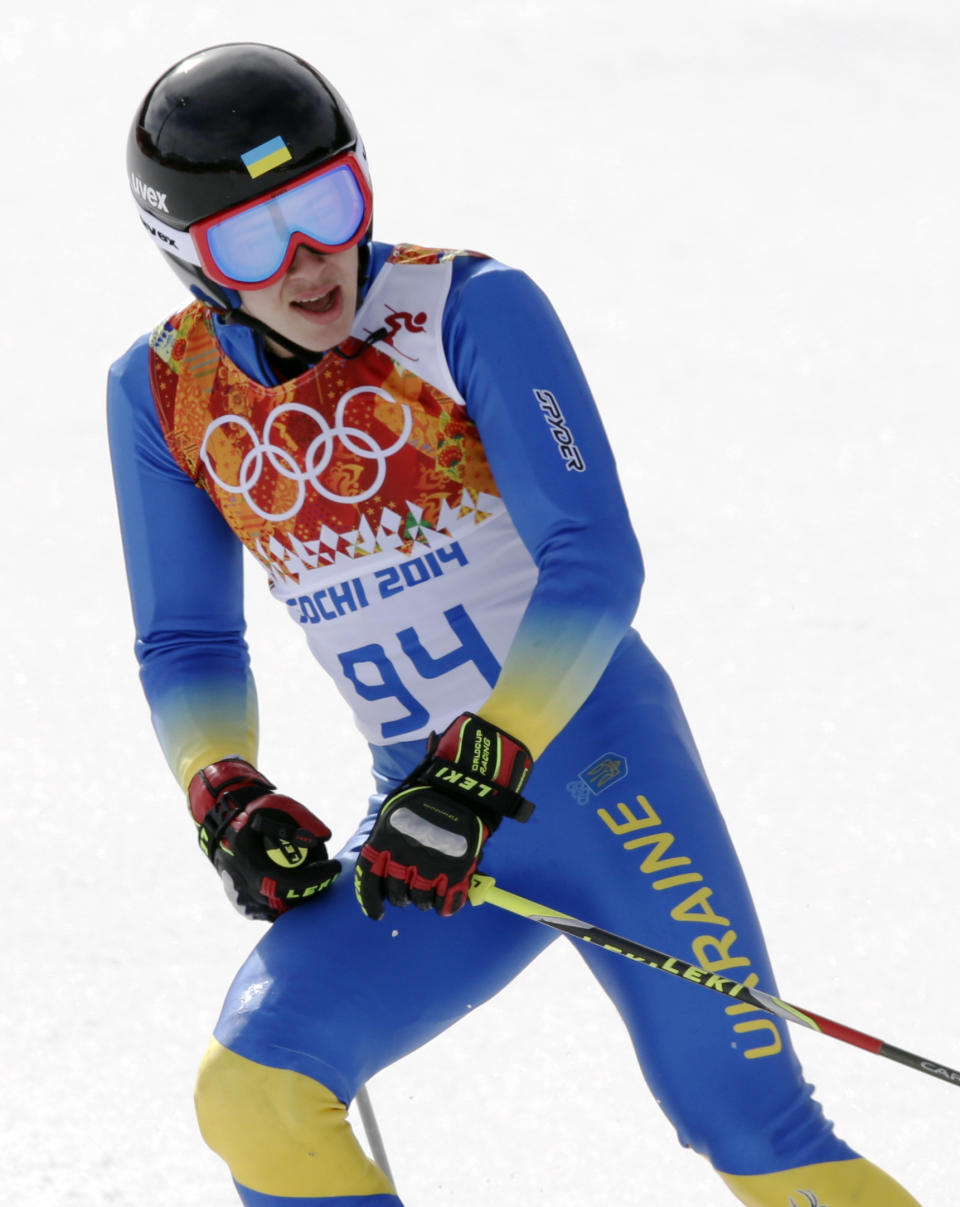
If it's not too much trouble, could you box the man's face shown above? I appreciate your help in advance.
[238,243,360,357]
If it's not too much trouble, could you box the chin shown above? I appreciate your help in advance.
[306,320,355,353]
[299,330,349,354]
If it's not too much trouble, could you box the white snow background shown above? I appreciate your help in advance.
[2,1,958,1203]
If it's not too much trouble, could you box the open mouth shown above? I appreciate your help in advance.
[292,286,340,316]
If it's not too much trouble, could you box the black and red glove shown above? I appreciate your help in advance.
[354,713,534,920]
[188,757,341,921]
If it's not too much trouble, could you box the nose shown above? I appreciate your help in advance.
[289,242,328,271]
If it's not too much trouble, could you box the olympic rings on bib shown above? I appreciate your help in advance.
[199,387,413,521]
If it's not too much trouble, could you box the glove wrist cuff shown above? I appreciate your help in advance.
[191,757,274,799]
[422,713,535,824]
[188,757,276,862]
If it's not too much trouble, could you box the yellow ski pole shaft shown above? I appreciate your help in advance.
[467,873,960,1089]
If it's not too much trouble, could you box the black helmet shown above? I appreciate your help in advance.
[127,42,372,310]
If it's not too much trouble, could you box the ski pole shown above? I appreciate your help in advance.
[355,1085,395,1184]
[468,873,960,1090]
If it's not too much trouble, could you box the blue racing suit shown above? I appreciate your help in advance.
[107,242,919,1206]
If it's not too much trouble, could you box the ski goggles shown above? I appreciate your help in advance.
[188,152,372,290]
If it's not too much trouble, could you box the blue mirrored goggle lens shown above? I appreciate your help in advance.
[206,166,367,284]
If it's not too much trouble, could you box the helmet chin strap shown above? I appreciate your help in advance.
[219,307,390,374]
[219,307,320,375]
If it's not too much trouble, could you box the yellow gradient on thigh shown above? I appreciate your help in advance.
[719,1157,921,1206]
[195,1039,395,1198]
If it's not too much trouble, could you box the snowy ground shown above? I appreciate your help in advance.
[3,2,959,1203]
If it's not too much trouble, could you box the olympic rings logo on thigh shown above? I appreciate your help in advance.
[199,387,414,521]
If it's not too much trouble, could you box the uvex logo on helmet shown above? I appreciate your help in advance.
[130,173,169,213]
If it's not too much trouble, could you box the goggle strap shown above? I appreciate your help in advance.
[136,205,201,267]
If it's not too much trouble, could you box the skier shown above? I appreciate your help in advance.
[108,42,922,1207]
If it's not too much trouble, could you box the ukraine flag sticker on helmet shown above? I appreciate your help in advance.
[241,136,293,178]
